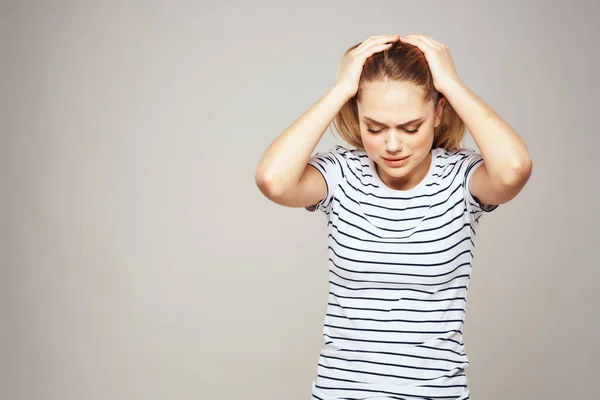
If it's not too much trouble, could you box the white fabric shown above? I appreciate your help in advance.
[305,145,498,400]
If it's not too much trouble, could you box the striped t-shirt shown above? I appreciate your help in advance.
[305,144,498,400]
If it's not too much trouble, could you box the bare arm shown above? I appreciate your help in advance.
[254,85,351,199]
[255,34,401,206]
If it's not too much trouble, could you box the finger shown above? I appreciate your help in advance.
[405,34,442,49]
[355,34,400,51]
[428,37,448,49]
[369,34,401,41]
[356,41,394,57]
[359,35,399,51]
[423,35,443,46]
[400,34,422,43]
[400,35,433,51]
[420,36,441,48]
[399,35,424,47]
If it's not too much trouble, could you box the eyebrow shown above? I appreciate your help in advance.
[363,116,425,127]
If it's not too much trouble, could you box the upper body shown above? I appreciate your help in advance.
[255,34,531,400]
[304,143,497,400]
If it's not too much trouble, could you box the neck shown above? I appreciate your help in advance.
[377,151,432,191]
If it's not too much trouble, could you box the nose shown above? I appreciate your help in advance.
[385,130,403,153]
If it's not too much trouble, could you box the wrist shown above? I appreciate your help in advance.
[438,78,464,96]
[330,84,356,102]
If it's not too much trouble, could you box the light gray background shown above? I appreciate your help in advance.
[2,1,598,399]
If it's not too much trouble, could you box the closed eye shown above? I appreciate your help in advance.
[367,128,419,134]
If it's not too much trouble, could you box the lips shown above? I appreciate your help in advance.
[382,155,410,168]
[383,156,409,161]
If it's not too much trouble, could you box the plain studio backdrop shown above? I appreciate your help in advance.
[1,1,598,399]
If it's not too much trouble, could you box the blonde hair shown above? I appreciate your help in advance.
[330,40,466,151]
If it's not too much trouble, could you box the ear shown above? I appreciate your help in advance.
[434,97,446,128]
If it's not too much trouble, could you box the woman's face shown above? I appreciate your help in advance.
[356,80,445,191]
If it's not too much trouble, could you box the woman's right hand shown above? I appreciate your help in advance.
[334,34,401,99]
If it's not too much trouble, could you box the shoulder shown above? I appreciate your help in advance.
[436,147,479,169]
[331,144,355,158]
[437,146,473,159]
[321,144,367,168]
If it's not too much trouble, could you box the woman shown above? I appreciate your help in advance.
[255,34,532,400]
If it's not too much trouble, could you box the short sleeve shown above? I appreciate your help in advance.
[463,150,499,217]
[304,145,346,215]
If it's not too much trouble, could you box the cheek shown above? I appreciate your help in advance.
[359,128,372,143]
[360,132,381,152]
[415,125,435,143]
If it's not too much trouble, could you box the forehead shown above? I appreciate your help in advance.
[357,81,430,120]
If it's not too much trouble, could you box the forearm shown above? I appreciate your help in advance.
[255,85,351,196]
[442,79,532,185]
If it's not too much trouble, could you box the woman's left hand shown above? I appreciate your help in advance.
[399,34,461,94]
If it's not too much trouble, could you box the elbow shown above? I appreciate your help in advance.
[255,168,284,199]
[255,169,272,196]
[501,157,533,187]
